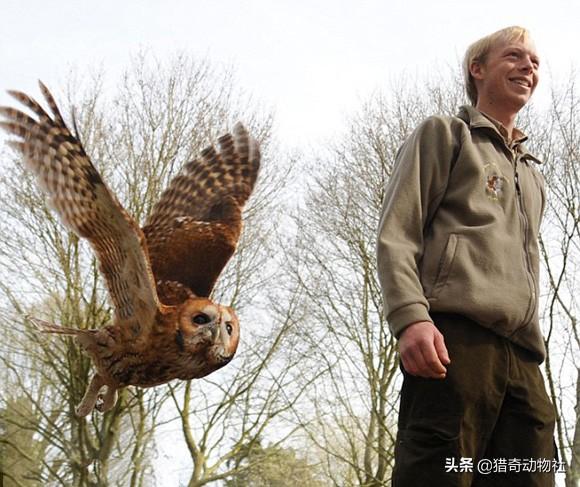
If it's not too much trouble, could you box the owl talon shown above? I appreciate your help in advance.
[95,386,118,413]
[75,373,105,417]
[95,394,105,412]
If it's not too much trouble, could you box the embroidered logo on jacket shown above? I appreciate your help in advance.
[483,163,507,201]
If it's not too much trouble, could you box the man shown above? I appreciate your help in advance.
[376,26,555,487]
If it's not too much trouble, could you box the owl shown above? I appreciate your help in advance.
[0,82,260,416]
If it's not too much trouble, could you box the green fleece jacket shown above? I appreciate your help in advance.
[376,105,546,362]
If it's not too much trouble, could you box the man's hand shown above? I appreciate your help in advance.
[399,321,451,379]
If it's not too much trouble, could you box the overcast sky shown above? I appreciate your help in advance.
[1,0,579,148]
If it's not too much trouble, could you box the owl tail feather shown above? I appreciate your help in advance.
[27,316,80,336]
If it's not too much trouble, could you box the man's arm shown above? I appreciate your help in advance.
[377,116,460,378]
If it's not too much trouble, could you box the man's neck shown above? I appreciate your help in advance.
[474,102,518,139]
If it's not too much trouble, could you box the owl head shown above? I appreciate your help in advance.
[176,297,240,373]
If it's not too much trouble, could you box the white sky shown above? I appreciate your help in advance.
[1,0,579,148]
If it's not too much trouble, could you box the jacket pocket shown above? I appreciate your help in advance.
[431,234,459,299]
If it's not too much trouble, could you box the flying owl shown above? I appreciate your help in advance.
[0,82,260,416]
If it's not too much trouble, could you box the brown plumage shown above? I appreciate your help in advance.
[0,81,260,416]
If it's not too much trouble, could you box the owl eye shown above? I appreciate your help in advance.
[192,313,211,325]
[226,323,233,336]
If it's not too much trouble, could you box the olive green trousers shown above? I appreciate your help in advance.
[392,313,556,487]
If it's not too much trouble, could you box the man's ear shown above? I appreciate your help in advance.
[469,60,485,80]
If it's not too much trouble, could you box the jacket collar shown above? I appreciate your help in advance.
[457,105,542,165]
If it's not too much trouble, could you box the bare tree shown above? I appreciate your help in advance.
[525,74,580,487]
[0,52,275,485]
[276,73,465,486]
[154,196,327,485]
[224,437,326,487]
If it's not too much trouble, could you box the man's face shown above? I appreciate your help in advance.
[471,37,540,114]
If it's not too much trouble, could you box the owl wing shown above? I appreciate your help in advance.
[0,82,162,332]
[143,123,260,298]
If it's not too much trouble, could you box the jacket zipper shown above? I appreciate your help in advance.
[513,161,536,329]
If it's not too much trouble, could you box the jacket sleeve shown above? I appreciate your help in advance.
[376,116,461,338]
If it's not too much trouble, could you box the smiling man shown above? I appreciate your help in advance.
[377,27,556,486]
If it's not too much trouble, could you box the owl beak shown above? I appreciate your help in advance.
[212,311,225,340]
[211,321,221,341]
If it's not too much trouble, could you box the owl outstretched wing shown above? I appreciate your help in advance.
[0,82,162,332]
[143,123,260,298]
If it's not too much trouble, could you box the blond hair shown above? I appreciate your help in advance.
[463,26,531,105]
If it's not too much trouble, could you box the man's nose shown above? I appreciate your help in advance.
[519,56,534,73]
